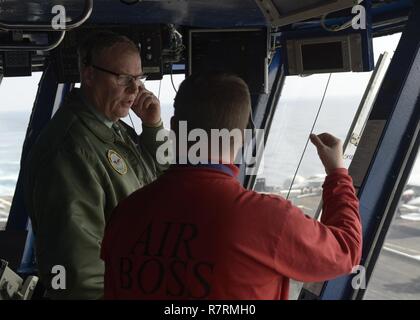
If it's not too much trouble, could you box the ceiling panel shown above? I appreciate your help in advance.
[0,0,413,29]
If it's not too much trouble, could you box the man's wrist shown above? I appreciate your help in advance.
[326,167,347,175]
[142,119,163,128]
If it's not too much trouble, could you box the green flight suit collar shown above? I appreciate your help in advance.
[79,90,114,129]
[63,88,123,144]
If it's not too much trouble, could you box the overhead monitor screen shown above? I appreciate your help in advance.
[189,29,267,94]
[301,41,344,71]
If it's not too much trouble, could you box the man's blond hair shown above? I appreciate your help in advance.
[174,73,251,134]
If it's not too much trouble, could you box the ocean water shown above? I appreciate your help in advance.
[1,95,419,198]
[0,110,30,196]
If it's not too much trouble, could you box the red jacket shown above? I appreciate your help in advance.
[101,165,362,299]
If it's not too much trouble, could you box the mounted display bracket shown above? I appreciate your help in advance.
[188,28,269,94]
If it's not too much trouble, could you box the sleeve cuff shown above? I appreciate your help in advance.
[323,167,351,188]
[142,119,163,129]
[327,168,348,176]
[139,120,165,146]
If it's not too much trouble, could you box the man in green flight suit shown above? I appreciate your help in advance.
[23,31,167,299]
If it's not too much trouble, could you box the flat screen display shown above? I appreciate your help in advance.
[301,41,344,71]
[189,30,267,94]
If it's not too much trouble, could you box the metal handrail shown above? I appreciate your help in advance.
[0,31,66,51]
[0,0,93,31]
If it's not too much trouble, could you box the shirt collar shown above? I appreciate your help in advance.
[170,163,240,178]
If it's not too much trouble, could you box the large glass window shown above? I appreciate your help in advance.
[364,151,420,300]
[257,34,400,216]
[256,72,371,217]
[0,73,42,230]
[254,33,401,299]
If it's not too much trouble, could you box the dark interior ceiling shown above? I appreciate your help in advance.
[0,0,413,29]
[0,0,414,74]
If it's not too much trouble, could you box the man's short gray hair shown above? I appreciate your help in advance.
[77,30,140,72]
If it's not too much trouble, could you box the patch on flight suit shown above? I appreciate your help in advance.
[107,150,127,175]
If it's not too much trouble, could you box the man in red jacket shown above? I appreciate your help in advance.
[101,73,362,299]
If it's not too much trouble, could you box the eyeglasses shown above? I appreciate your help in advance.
[90,64,147,87]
